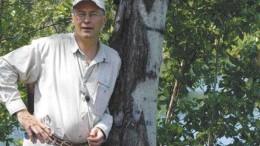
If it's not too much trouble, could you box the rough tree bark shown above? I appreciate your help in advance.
[105,0,168,146]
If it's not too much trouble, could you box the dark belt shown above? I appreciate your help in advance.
[48,135,88,146]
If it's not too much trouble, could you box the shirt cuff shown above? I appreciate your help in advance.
[6,98,27,115]
[94,116,113,140]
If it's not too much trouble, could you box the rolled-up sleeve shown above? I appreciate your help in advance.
[0,41,41,115]
[0,59,26,115]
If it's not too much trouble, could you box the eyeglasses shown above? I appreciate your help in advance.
[73,11,103,21]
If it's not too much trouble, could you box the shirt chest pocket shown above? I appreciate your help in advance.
[86,79,110,98]
[86,63,112,102]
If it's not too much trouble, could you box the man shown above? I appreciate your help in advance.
[0,0,121,145]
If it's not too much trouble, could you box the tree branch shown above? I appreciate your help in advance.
[0,18,70,42]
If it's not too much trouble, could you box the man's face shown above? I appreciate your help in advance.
[72,1,106,40]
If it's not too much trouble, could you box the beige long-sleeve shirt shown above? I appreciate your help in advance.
[0,33,121,144]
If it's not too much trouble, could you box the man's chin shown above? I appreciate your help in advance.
[81,33,93,39]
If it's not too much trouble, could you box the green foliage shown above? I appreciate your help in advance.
[0,0,73,55]
[0,104,19,142]
[158,0,260,145]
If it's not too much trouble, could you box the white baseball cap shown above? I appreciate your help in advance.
[73,0,105,11]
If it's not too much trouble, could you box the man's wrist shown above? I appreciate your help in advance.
[16,109,28,117]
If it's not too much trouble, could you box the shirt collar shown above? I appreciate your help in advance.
[91,43,108,65]
[70,33,109,64]
[70,33,80,54]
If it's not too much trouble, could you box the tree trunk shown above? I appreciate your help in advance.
[105,0,168,146]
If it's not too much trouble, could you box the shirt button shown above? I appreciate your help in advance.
[85,96,90,102]
[84,61,88,67]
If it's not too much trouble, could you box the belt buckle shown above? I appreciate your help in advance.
[48,136,71,146]
[47,136,57,145]
[60,140,72,146]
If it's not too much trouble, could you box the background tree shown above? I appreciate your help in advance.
[158,0,260,146]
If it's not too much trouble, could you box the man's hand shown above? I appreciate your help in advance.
[87,127,105,146]
[16,109,51,143]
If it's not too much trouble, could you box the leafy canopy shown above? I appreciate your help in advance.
[158,0,260,146]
